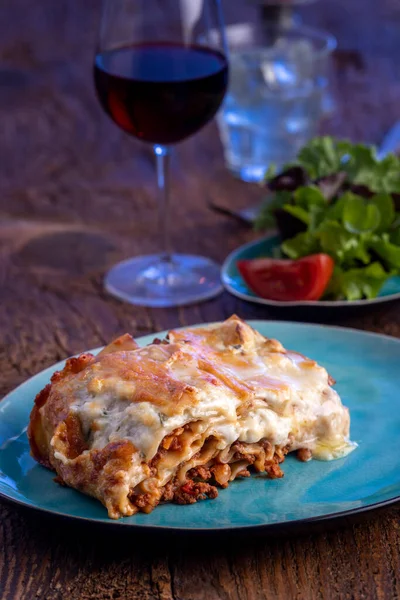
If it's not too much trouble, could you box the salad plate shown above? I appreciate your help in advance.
[1,321,400,534]
[221,136,400,309]
[222,234,400,308]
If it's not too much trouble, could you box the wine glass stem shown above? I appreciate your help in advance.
[154,145,172,263]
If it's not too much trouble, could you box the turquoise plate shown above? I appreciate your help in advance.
[1,321,400,532]
[222,235,400,308]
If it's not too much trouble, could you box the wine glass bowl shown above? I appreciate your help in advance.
[94,42,228,145]
[94,0,229,307]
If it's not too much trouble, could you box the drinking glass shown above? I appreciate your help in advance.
[94,0,229,307]
[216,23,336,183]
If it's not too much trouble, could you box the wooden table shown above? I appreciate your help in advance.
[1,0,400,598]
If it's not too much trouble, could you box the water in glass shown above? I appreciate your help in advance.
[217,34,330,182]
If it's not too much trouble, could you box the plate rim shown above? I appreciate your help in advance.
[1,320,400,533]
[1,481,399,534]
[221,235,400,308]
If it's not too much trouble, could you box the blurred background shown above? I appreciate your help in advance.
[1,0,400,323]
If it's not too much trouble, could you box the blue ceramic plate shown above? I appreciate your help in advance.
[222,235,400,308]
[1,321,400,533]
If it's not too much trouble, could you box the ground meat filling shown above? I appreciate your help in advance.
[174,481,218,505]
[126,430,299,513]
[297,448,313,462]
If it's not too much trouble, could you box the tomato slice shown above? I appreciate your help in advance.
[237,254,334,302]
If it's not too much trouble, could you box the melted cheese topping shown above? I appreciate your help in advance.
[66,317,355,468]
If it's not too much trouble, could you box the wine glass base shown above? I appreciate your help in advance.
[104,254,223,308]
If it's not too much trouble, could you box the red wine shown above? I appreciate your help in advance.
[94,42,228,145]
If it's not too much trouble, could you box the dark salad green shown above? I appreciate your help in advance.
[255,137,400,300]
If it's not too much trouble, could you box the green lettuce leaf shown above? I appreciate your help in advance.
[369,193,395,231]
[281,231,318,259]
[316,221,371,265]
[282,204,310,225]
[342,193,381,234]
[326,263,390,301]
[295,137,345,178]
[293,185,327,209]
[292,137,400,193]
[368,235,400,269]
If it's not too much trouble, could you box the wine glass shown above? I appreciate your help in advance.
[94,0,229,307]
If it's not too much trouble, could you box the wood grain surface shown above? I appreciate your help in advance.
[1,0,400,598]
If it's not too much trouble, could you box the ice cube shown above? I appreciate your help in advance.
[260,55,298,91]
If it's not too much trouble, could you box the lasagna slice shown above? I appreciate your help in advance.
[28,316,355,519]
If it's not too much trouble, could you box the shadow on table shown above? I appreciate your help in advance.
[3,497,399,560]
[229,296,400,325]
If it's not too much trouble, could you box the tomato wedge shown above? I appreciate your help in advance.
[237,254,334,302]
